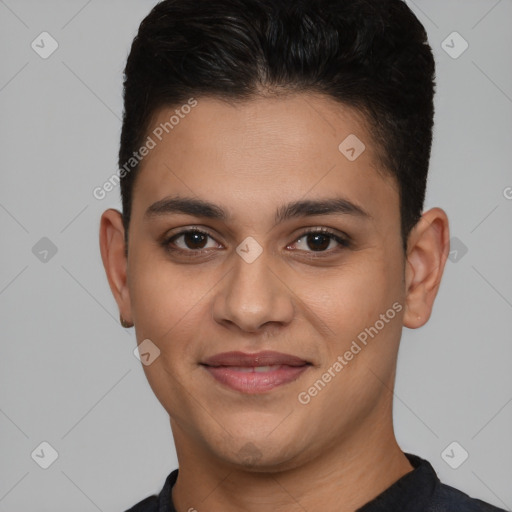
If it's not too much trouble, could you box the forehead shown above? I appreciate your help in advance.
[144,92,376,166]
[131,92,398,224]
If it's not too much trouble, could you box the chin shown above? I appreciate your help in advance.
[213,436,310,473]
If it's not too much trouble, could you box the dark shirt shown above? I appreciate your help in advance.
[125,453,507,512]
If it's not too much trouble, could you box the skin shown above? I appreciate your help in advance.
[100,92,450,512]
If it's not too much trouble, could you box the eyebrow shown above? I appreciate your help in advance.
[144,195,372,223]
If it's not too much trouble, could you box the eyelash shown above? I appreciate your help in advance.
[161,227,350,258]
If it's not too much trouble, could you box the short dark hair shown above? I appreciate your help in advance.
[119,0,435,252]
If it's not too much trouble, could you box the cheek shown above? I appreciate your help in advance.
[294,270,404,431]
[128,249,202,347]
[299,254,402,341]
[130,264,212,419]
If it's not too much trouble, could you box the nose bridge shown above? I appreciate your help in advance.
[212,249,294,332]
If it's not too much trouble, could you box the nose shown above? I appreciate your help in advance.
[211,250,295,334]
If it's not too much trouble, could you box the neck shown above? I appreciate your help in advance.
[170,413,413,512]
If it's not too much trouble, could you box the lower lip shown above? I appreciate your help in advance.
[203,365,310,394]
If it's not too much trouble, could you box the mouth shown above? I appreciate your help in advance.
[201,351,312,394]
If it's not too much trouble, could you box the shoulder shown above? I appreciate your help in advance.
[429,481,507,512]
[123,469,179,512]
[124,495,159,512]
[401,453,506,512]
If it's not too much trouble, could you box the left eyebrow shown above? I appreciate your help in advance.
[274,197,372,224]
[143,195,372,223]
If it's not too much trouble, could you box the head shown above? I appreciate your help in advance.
[100,0,449,472]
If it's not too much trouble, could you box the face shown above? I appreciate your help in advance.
[120,93,409,470]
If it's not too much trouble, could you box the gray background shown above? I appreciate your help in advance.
[0,0,511,510]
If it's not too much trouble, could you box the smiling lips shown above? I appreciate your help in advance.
[201,351,312,394]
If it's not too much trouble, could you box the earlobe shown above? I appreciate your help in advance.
[99,209,133,326]
[403,208,450,329]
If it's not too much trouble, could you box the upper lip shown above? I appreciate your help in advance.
[202,351,310,367]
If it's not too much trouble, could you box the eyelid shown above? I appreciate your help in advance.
[163,225,221,242]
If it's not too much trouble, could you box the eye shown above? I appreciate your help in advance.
[161,226,350,258]
[288,228,350,253]
[163,229,221,254]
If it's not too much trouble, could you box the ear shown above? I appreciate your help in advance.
[99,209,133,325]
[403,207,450,328]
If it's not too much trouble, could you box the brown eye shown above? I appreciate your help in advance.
[289,229,349,253]
[305,233,331,251]
[165,229,220,253]
[181,231,208,249]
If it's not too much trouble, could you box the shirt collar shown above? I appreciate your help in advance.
[157,452,439,512]
[356,452,439,511]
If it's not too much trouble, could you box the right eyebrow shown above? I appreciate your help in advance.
[144,196,228,221]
